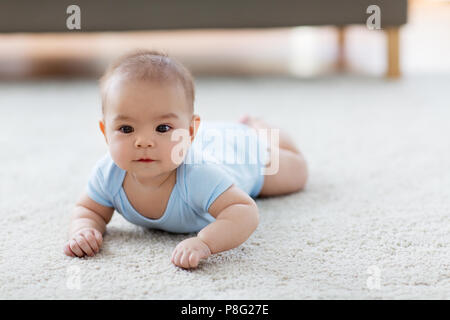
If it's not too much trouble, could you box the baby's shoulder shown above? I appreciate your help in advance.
[90,152,124,196]
[182,161,229,184]
[179,160,233,193]
[177,161,234,213]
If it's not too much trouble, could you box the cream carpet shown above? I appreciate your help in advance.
[0,75,449,299]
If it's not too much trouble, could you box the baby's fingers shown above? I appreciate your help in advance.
[172,249,184,268]
[179,251,191,269]
[69,239,85,257]
[92,229,103,249]
[170,248,178,264]
[188,252,200,268]
[63,243,75,257]
[75,235,95,257]
[81,230,99,253]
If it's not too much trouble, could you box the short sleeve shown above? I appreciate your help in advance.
[185,163,234,213]
[86,162,114,208]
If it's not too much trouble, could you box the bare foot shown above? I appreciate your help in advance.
[238,114,300,155]
[238,114,272,131]
[238,113,250,124]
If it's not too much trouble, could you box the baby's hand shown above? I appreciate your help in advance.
[64,228,103,258]
[171,236,211,269]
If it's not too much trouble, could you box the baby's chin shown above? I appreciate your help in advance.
[110,152,180,173]
[127,160,179,175]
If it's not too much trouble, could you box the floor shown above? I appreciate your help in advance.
[0,74,449,299]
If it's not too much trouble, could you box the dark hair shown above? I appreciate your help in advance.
[99,49,195,115]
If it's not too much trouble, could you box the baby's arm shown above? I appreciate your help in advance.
[64,192,114,257]
[171,185,259,268]
[198,185,259,253]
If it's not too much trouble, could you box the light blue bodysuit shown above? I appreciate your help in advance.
[86,121,268,233]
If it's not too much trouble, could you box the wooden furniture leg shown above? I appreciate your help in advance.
[386,27,400,78]
[336,26,346,71]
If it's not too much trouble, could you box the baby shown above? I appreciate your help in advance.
[64,50,308,269]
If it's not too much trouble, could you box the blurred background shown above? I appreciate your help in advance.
[0,0,449,79]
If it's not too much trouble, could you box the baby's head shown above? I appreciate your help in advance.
[98,49,200,177]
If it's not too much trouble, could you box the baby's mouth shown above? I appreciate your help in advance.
[136,158,155,162]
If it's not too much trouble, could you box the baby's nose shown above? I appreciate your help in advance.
[135,138,154,148]
[136,143,152,148]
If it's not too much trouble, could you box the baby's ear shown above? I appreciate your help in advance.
[190,114,201,143]
[99,120,108,143]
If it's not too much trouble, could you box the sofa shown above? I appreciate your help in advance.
[0,0,408,77]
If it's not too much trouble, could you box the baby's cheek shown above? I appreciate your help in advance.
[108,141,131,170]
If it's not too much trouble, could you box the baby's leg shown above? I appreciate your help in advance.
[239,115,301,155]
[238,115,308,197]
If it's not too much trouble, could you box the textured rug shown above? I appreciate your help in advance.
[0,74,449,299]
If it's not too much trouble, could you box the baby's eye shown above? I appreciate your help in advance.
[119,125,134,134]
[156,124,171,133]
